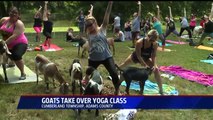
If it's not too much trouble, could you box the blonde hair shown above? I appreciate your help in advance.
[85,16,97,25]
[85,15,98,34]
[147,29,159,41]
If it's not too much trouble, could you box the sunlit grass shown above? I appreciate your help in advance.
[25,26,79,33]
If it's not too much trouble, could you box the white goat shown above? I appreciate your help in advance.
[193,26,203,38]
[35,54,69,94]
[0,40,11,83]
[69,59,83,95]
[77,66,103,117]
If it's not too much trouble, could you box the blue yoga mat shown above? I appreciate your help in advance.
[200,60,213,64]
[157,42,173,47]
[121,80,178,95]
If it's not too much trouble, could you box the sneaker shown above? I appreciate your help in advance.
[19,74,26,80]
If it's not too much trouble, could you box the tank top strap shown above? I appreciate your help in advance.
[142,38,145,49]
[2,18,16,30]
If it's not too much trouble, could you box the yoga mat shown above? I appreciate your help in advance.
[157,42,173,47]
[200,60,213,64]
[41,43,63,52]
[0,65,42,84]
[157,47,175,52]
[195,45,213,51]
[166,40,188,45]
[121,80,179,95]
[159,65,213,86]
[128,46,175,52]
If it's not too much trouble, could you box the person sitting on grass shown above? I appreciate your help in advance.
[107,27,125,55]
[110,27,125,42]
[66,27,80,42]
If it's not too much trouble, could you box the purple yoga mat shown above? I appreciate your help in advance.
[159,65,213,86]
[166,40,188,44]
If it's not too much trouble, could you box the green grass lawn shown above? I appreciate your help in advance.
[25,26,79,33]
[0,20,213,119]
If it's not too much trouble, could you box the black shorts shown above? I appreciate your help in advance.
[8,43,28,61]
[43,31,52,39]
[131,51,150,63]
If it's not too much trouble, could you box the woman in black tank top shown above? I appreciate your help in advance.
[118,29,163,95]
[33,6,42,42]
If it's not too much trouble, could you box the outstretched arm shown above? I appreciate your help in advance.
[156,5,160,21]
[88,4,93,17]
[34,6,42,18]
[168,6,173,19]
[138,1,141,19]
[43,1,48,21]
[102,1,113,30]
[184,8,186,17]
[209,3,213,20]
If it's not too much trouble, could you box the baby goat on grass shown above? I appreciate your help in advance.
[35,54,69,94]
[76,66,103,117]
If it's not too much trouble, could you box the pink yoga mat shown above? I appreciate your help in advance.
[159,65,213,86]
[40,44,63,51]
[166,40,188,44]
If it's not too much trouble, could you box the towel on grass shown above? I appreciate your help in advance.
[166,40,188,45]
[200,60,213,64]
[157,42,173,47]
[195,45,213,51]
[121,80,178,95]
[41,43,63,51]
[159,65,213,86]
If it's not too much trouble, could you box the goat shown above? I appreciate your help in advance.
[0,40,11,83]
[35,54,69,94]
[193,26,203,38]
[115,64,153,95]
[69,59,83,95]
[77,66,103,117]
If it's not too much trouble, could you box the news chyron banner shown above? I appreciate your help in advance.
[17,95,213,109]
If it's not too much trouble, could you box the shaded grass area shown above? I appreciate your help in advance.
[0,29,213,119]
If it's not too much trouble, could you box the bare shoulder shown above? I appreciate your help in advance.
[137,38,144,43]
[136,38,144,46]
[152,42,158,49]
[0,17,9,23]
[16,20,25,27]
